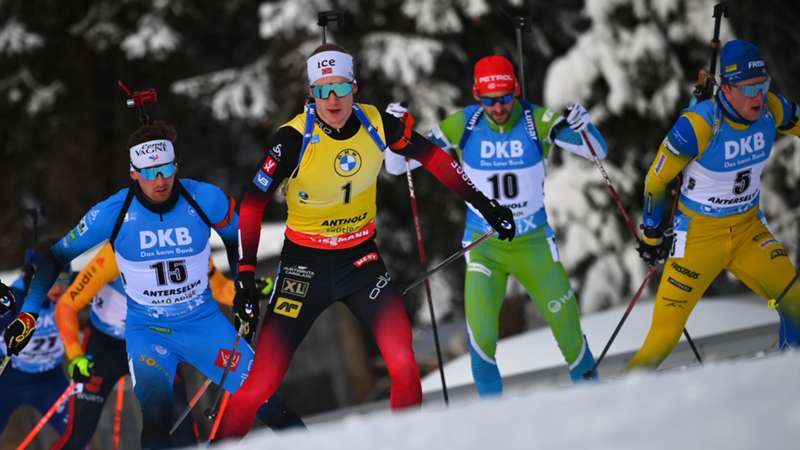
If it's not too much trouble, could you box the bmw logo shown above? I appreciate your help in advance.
[299,191,309,200]
[334,149,362,177]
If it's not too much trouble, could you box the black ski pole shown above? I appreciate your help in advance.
[584,266,658,378]
[511,15,532,100]
[402,230,496,296]
[405,158,449,404]
[768,272,799,310]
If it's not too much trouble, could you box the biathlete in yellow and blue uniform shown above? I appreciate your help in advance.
[630,40,800,369]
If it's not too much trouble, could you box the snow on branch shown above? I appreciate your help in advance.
[121,14,180,60]
[0,19,43,56]
[171,57,274,121]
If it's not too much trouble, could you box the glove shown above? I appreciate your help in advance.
[637,225,674,267]
[385,102,408,118]
[475,197,516,241]
[385,102,415,151]
[255,276,275,301]
[566,103,591,133]
[68,355,95,383]
[0,282,15,316]
[233,270,259,341]
[3,312,38,355]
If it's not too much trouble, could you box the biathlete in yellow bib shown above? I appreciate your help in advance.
[217,43,516,439]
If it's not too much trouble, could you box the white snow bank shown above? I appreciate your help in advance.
[215,350,800,450]
[422,296,778,391]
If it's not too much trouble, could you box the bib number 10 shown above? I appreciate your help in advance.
[488,173,519,200]
[150,260,187,286]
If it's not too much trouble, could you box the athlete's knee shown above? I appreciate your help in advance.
[467,261,492,277]
[385,350,420,386]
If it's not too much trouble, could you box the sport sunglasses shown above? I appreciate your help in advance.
[733,78,770,98]
[479,94,514,106]
[311,82,354,99]
[135,161,177,181]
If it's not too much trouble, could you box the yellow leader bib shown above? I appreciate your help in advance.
[282,103,387,249]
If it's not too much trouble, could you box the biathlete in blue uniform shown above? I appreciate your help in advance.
[2,121,297,449]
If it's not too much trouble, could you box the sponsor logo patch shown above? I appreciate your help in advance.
[654,152,667,175]
[770,248,788,259]
[671,262,700,279]
[261,156,278,176]
[281,278,309,297]
[760,239,778,249]
[667,277,692,292]
[147,325,172,334]
[334,149,362,177]
[369,272,391,300]
[214,349,241,371]
[663,297,688,309]
[76,217,89,236]
[752,232,772,242]
[274,297,302,318]
[253,170,273,192]
[353,252,379,268]
[284,265,314,279]
[546,289,574,313]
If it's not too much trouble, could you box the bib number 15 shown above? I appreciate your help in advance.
[150,260,187,286]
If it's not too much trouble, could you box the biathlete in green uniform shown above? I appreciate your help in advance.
[386,55,608,395]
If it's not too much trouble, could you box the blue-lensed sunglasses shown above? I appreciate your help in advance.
[479,94,514,106]
[733,78,770,98]
[136,161,177,181]
[311,82,354,99]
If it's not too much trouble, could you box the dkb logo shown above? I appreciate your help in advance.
[480,140,524,159]
[139,228,192,249]
[724,132,765,160]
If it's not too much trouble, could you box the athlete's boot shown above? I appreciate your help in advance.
[470,345,502,396]
[569,336,599,382]
[778,313,800,350]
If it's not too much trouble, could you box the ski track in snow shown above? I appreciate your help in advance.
[212,351,800,450]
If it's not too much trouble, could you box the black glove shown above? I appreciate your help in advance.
[3,312,38,355]
[233,270,259,341]
[637,225,674,267]
[475,197,516,241]
[0,282,15,316]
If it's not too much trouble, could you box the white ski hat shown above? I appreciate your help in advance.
[307,50,354,84]
[129,139,175,170]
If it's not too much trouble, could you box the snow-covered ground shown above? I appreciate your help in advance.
[207,295,795,450]
[422,295,778,391]
[214,349,799,450]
